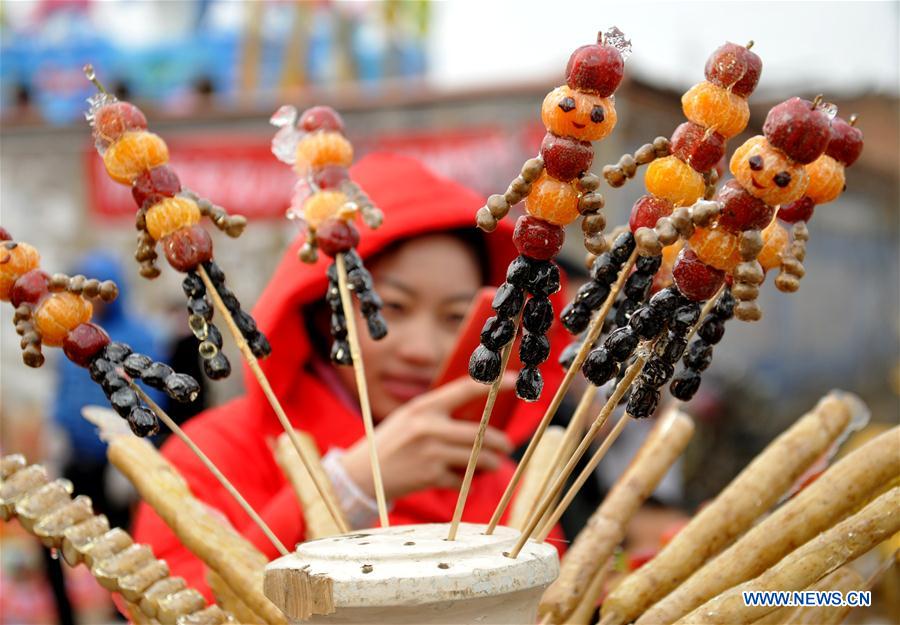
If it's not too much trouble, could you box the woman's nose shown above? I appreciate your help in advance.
[393,315,444,366]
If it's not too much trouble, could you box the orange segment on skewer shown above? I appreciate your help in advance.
[644,156,706,207]
[145,197,202,241]
[0,243,40,301]
[34,292,93,346]
[804,154,846,205]
[295,132,353,176]
[524,171,582,226]
[689,227,741,272]
[758,220,789,271]
[682,81,750,139]
[102,131,170,185]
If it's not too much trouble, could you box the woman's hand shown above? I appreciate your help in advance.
[339,374,515,502]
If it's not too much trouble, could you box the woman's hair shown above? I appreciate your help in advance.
[304,228,491,362]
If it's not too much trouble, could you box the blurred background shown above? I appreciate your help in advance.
[1,1,898,623]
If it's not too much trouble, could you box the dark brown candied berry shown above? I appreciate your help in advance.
[566,40,624,97]
[716,180,774,232]
[182,272,205,298]
[122,353,153,378]
[326,284,341,309]
[205,324,223,349]
[670,122,726,172]
[590,253,618,284]
[343,249,363,271]
[127,406,159,437]
[583,347,619,386]
[132,166,181,209]
[672,248,725,302]
[299,105,345,133]
[713,288,735,319]
[513,216,565,261]
[141,362,175,390]
[575,280,611,310]
[101,371,127,396]
[365,314,388,341]
[63,323,111,367]
[10,269,49,307]
[825,116,864,166]
[358,290,383,315]
[626,384,660,418]
[559,340,580,370]
[561,302,592,335]
[203,261,226,285]
[684,340,714,371]
[648,287,682,317]
[163,226,213,273]
[331,340,352,365]
[519,332,551,366]
[704,42,762,98]
[347,267,374,292]
[628,306,665,340]
[540,133,594,181]
[234,310,258,336]
[527,262,561,297]
[165,373,201,402]
[188,296,213,321]
[89,358,115,383]
[515,367,544,402]
[697,318,726,344]
[203,353,231,380]
[778,196,815,224]
[492,283,525,318]
[330,313,347,338]
[318,219,360,257]
[109,386,140,418]
[506,256,536,288]
[481,316,516,351]
[523,297,554,334]
[636,254,663,275]
[469,345,502,383]
[670,368,702,400]
[605,327,638,360]
[217,287,241,313]
[656,333,688,364]
[669,304,702,333]
[629,195,674,232]
[624,272,653,302]
[763,97,831,164]
[104,342,133,364]
[640,358,675,388]
[609,232,636,265]
[614,297,640,328]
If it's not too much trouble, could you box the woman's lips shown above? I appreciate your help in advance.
[381,375,432,402]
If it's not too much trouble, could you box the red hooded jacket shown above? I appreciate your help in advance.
[132,153,569,598]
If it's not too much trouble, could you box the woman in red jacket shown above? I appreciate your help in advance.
[132,153,568,598]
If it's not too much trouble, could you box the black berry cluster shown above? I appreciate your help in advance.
[670,287,734,401]
[325,250,388,365]
[182,269,230,379]
[469,255,560,402]
[88,341,200,436]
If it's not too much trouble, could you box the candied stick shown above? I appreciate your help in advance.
[196,265,349,533]
[334,253,389,528]
[486,250,637,535]
[447,312,522,540]
[127,386,289,556]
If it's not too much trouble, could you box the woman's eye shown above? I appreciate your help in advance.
[383,301,407,314]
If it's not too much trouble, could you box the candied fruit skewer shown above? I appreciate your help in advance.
[0,230,200,437]
[83,65,269,382]
[270,103,388,529]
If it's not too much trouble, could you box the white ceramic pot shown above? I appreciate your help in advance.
[264,522,559,624]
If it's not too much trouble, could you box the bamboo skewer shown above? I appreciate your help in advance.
[334,253,390,528]
[129,383,289,557]
[447,312,523,540]
[509,356,647,559]
[197,265,350,534]
[486,250,638,534]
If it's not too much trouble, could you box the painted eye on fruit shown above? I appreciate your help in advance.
[773,171,792,188]
[590,105,605,123]
[748,155,764,171]
[558,97,576,112]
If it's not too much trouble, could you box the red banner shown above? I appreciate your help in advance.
[85,123,545,220]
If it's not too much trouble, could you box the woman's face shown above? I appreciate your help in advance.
[335,234,482,421]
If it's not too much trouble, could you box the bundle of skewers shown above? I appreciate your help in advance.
[1,27,895,625]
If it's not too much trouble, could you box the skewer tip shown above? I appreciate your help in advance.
[849,113,859,126]
[745,40,755,50]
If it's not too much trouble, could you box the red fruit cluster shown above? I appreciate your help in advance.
[63,322,110,367]
[629,195,674,232]
[670,122,726,172]
[565,36,624,97]
[704,42,762,98]
[95,102,148,143]
[763,97,831,164]
[825,116,864,166]
[672,248,725,301]
[317,219,360,257]
[778,196,815,223]
[541,133,594,181]
[300,106,345,133]
[162,225,213,272]
[513,215,565,261]
[132,165,182,209]
[10,269,49,308]
[715,180,774,231]
[0,227,11,241]
[313,165,350,191]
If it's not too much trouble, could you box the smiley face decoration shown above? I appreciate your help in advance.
[469,28,630,401]
[0,228,200,436]
[270,105,388,364]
